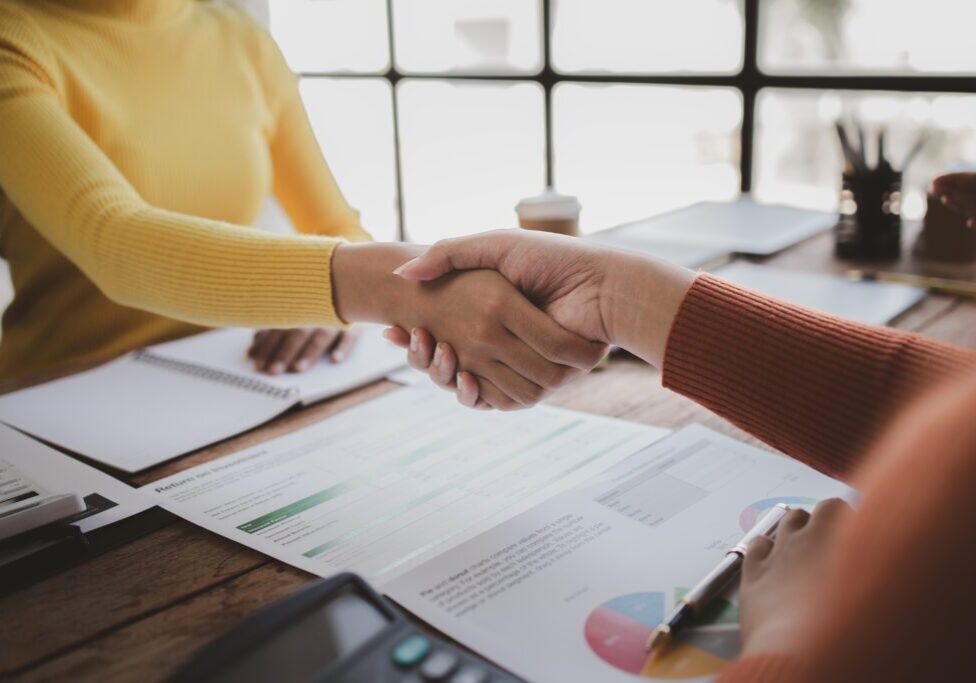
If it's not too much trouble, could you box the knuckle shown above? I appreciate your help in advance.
[532,333,558,360]
[483,297,507,319]
[524,383,547,404]
[747,536,770,552]
[472,321,497,344]
[783,508,810,529]
[489,392,518,411]
[551,364,578,387]
[433,367,453,386]
[815,497,847,512]
[813,498,852,521]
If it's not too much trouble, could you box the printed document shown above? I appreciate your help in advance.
[0,424,152,533]
[385,425,856,683]
[143,386,669,583]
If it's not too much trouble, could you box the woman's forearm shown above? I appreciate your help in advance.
[599,252,696,367]
[331,242,424,324]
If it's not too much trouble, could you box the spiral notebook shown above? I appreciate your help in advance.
[0,325,405,473]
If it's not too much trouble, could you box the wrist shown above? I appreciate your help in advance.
[332,242,423,323]
[600,253,695,367]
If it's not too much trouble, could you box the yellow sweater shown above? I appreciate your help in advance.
[0,0,371,380]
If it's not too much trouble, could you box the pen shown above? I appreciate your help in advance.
[847,270,976,298]
[645,503,791,656]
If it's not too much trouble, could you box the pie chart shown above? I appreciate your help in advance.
[584,590,740,679]
[739,496,819,531]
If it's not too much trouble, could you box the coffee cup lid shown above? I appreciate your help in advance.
[515,188,581,220]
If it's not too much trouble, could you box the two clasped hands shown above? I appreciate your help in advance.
[248,229,692,407]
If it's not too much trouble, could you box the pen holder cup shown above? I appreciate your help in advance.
[835,170,903,261]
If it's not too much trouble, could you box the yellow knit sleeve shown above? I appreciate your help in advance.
[251,16,373,243]
[0,8,347,329]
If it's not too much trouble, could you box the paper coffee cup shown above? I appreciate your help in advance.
[515,188,581,236]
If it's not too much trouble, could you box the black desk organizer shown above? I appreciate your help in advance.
[835,167,903,261]
[833,121,927,262]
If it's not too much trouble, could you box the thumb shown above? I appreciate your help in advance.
[393,232,514,281]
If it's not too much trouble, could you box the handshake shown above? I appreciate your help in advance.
[370,230,695,411]
[250,230,696,409]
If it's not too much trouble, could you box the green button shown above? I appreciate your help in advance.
[392,634,431,667]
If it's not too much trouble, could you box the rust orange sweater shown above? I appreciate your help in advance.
[663,275,976,682]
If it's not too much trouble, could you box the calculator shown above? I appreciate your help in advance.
[168,572,523,683]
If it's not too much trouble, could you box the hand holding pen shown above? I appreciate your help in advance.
[646,503,791,657]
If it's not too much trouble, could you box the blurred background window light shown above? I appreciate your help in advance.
[264,0,976,244]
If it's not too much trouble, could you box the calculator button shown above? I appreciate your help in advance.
[392,635,432,667]
[449,667,489,683]
[420,651,459,680]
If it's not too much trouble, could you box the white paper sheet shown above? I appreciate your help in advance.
[712,261,925,325]
[0,424,152,533]
[150,324,406,404]
[609,198,836,255]
[142,386,670,584]
[385,425,856,683]
[0,325,407,472]
[0,355,290,472]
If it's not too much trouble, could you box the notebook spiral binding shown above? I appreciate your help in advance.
[133,351,299,401]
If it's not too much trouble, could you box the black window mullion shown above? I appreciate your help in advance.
[739,0,760,194]
[541,0,554,188]
[296,0,976,242]
[385,0,406,241]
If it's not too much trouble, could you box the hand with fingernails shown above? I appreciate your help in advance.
[249,326,362,375]
[385,229,695,408]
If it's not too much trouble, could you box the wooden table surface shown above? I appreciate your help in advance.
[3,229,975,682]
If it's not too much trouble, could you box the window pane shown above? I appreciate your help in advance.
[754,90,976,220]
[760,0,976,74]
[392,0,542,74]
[269,0,389,73]
[552,0,744,74]
[299,79,399,242]
[397,80,545,242]
[553,84,742,233]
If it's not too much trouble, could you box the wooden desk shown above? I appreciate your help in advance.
[3,229,975,682]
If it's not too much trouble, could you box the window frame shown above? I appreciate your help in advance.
[296,0,976,241]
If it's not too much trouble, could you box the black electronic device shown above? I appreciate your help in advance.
[168,572,522,683]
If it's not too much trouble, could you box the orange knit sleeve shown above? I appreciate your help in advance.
[662,274,976,478]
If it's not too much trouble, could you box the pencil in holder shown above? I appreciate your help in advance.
[835,168,902,261]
